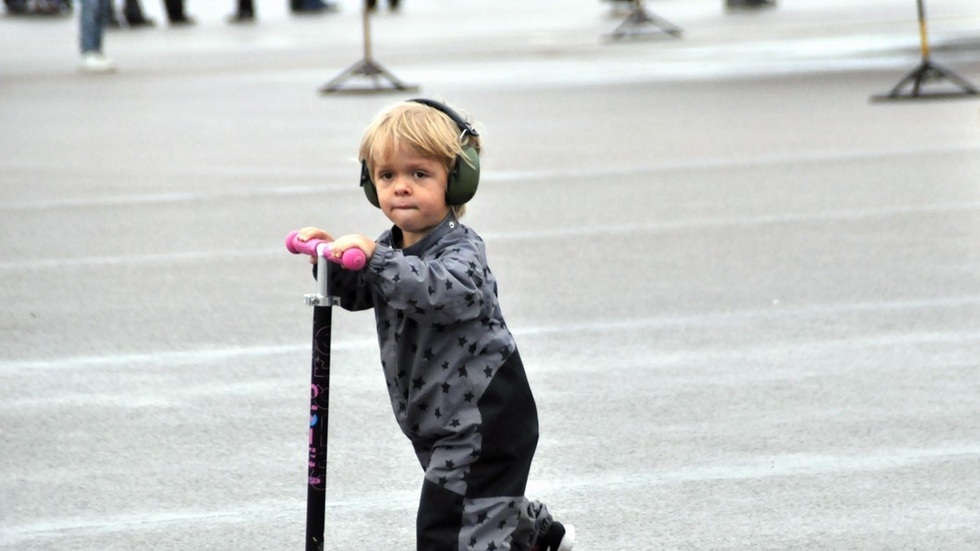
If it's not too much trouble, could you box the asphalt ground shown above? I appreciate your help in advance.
[2,1,979,549]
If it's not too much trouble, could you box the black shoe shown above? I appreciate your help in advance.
[5,0,29,15]
[169,15,196,26]
[532,521,575,551]
[32,0,68,15]
[292,0,337,13]
[228,11,254,23]
[726,0,776,9]
[126,16,156,27]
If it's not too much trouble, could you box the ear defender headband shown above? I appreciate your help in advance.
[360,98,480,208]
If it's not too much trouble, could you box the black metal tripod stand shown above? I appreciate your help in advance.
[873,0,977,100]
[607,0,682,41]
[320,2,418,95]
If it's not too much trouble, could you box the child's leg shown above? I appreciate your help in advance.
[413,352,548,550]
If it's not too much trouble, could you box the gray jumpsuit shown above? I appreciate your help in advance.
[326,214,555,551]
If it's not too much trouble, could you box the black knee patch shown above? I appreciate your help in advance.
[468,353,539,498]
[417,478,465,551]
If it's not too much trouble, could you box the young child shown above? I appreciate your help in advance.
[293,99,574,551]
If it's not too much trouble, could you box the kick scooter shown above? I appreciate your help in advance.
[285,231,366,551]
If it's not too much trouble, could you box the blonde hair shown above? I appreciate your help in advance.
[359,101,481,218]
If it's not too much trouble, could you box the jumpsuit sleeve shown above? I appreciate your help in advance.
[365,241,490,324]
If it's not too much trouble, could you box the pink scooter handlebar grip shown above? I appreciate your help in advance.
[285,231,367,271]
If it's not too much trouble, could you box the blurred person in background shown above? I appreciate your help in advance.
[229,0,254,23]
[78,0,116,73]
[107,0,155,27]
[163,0,194,25]
[291,0,336,14]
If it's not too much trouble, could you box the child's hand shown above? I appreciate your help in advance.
[295,227,333,264]
[329,234,376,264]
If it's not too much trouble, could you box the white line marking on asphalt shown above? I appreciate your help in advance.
[1,201,977,272]
[2,444,977,544]
[1,144,977,212]
[2,296,977,373]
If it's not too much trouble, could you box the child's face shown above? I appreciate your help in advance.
[372,141,451,247]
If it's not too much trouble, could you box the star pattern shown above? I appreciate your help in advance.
[327,218,535,550]
[457,497,532,551]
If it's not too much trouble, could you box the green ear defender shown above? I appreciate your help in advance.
[360,98,480,209]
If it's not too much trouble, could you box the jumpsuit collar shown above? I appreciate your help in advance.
[394,213,459,256]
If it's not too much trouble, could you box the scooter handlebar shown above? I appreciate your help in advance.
[285,230,367,271]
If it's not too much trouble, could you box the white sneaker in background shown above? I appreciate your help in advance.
[78,52,117,74]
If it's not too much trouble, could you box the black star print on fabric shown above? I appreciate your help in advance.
[442,382,451,394]
[476,512,488,524]
[434,407,442,418]
[457,366,468,378]
[463,392,474,403]
[423,348,435,360]
[484,366,493,378]
[411,265,420,276]
[392,273,401,283]
[428,285,436,296]
[441,361,450,370]
[445,280,453,291]
[487,542,497,551]
[445,459,455,469]
[458,336,468,348]
[412,377,425,390]
[450,418,460,428]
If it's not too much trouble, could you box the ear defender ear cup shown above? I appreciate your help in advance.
[359,99,480,209]
[360,160,381,208]
[446,144,480,206]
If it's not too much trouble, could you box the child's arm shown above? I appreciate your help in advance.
[367,240,490,324]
